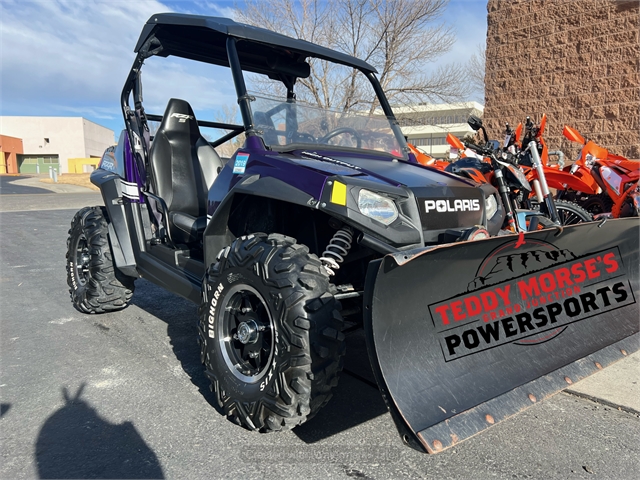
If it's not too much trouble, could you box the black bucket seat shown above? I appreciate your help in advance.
[148,98,223,245]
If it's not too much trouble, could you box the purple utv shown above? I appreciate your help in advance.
[66,13,507,451]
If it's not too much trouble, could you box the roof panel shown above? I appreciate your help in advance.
[134,13,377,74]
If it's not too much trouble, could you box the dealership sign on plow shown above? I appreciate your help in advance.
[365,219,639,453]
[430,243,635,361]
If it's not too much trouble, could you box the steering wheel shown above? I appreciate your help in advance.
[290,132,317,144]
[319,127,362,148]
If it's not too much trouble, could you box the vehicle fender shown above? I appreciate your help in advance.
[204,175,317,268]
[542,169,599,195]
[90,168,138,277]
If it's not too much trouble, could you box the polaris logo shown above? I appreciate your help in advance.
[171,113,194,123]
[425,199,481,213]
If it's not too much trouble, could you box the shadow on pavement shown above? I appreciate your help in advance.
[0,175,52,195]
[35,384,164,479]
[129,280,224,415]
[130,280,389,443]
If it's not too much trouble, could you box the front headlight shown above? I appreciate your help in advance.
[358,189,398,225]
[485,194,498,219]
[507,164,530,190]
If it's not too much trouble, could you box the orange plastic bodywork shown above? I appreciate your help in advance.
[561,165,601,194]
[514,123,522,144]
[428,158,452,169]
[605,154,639,178]
[446,133,465,150]
[408,143,433,165]
[563,125,585,145]
[541,168,599,194]
[563,125,639,217]
[578,141,609,167]
[538,114,547,136]
[408,143,451,169]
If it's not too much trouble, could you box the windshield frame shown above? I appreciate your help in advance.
[247,93,408,160]
[224,38,409,160]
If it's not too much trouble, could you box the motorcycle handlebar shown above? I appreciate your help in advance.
[463,142,489,156]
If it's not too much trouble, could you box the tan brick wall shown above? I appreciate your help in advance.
[484,0,639,160]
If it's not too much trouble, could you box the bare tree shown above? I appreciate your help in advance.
[238,0,470,113]
[205,105,246,158]
[467,43,486,102]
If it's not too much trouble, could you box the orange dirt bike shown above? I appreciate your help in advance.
[562,125,640,218]
[446,116,592,229]
[506,115,599,210]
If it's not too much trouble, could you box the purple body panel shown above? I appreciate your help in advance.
[207,147,329,217]
[207,141,474,219]
[123,134,145,203]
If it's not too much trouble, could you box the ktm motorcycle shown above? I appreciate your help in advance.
[562,125,639,218]
[446,116,592,230]
[505,116,598,213]
[446,123,550,232]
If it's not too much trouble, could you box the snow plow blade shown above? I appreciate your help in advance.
[364,218,639,453]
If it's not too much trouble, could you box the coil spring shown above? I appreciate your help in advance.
[319,226,353,276]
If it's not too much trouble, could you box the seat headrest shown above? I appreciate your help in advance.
[158,99,200,136]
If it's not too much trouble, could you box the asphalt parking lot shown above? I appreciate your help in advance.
[1,193,639,479]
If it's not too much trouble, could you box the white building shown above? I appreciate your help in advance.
[0,117,115,174]
[394,102,484,158]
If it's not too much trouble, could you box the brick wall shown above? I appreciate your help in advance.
[484,0,639,160]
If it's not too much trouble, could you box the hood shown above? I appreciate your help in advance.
[292,150,478,189]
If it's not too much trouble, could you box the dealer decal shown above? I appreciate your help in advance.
[233,153,249,174]
[428,241,635,362]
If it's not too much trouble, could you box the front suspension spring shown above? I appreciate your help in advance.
[319,226,353,276]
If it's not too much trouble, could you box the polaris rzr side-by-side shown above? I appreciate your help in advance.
[66,14,639,453]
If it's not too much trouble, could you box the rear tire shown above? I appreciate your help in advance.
[66,206,135,313]
[198,233,345,432]
[554,199,593,225]
[581,195,613,216]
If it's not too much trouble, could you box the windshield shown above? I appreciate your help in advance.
[250,95,407,159]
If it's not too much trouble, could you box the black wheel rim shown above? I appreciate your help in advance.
[556,206,586,225]
[218,284,274,383]
[74,234,91,286]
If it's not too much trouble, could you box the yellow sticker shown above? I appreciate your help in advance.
[330,181,347,206]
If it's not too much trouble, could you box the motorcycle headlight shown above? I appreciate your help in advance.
[358,189,398,225]
[509,164,531,190]
[485,194,498,219]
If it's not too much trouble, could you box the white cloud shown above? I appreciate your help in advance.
[0,0,489,128]
[0,0,239,128]
[193,0,239,19]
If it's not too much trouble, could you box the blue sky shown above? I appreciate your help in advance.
[0,0,488,140]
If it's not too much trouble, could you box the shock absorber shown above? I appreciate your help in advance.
[319,226,353,276]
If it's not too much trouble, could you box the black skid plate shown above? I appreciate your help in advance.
[364,218,639,453]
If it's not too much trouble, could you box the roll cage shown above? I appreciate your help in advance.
[120,13,407,189]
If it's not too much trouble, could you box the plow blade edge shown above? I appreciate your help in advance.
[364,218,639,453]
